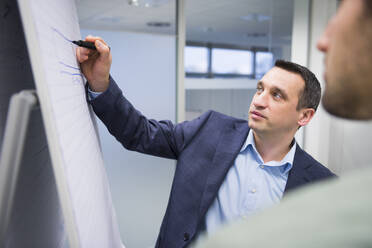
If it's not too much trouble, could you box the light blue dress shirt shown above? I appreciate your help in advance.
[205,129,296,234]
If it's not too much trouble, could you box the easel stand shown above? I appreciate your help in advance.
[0,90,39,243]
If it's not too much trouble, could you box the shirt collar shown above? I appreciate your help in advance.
[240,129,254,153]
[240,130,296,173]
[277,142,296,174]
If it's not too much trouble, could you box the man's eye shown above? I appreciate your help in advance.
[273,92,282,99]
[256,87,263,92]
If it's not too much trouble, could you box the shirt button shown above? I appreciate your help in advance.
[183,232,190,241]
[251,188,256,193]
[260,165,265,169]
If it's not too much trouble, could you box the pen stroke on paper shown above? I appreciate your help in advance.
[51,26,85,83]
[52,26,73,43]
[59,61,83,84]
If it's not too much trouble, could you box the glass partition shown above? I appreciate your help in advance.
[185,46,209,73]
[212,48,253,75]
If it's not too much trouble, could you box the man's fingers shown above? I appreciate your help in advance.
[76,47,81,62]
[85,35,107,45]
[76,47,85,63]
[77,46,91,57]
[95,40,110,59]
[85,35,109,48]
[85,35,95,42]
[76,47,90,63]
[96,37,108,47]
[81,47,92,56]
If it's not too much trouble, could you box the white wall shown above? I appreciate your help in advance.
[81,29,176,248]
[185,78,257,121]
[186,88,256,121]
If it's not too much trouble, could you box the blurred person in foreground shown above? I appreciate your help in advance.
[196,0,372,247]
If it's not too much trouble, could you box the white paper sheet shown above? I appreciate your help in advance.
[17,0,124,247]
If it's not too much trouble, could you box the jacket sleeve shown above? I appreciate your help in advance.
[88,76,212,160]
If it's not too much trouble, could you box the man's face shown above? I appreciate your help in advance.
[248,67,305,135]
[317,0,372,119]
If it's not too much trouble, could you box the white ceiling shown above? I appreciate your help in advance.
[76,0,294,48]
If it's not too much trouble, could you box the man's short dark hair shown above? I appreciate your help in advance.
[274,60,321,111]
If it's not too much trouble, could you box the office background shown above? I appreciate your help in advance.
[1,0,371,247]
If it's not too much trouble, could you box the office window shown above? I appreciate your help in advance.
[255,51,273,79]
[185,46,208,73]
[212,48,253,75]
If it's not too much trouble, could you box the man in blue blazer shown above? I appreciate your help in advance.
[77,39,335,248]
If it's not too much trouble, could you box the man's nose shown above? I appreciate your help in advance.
[317,18,332,53]
[317,31,328,53]
[252,92,268,109]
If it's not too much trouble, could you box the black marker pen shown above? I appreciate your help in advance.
[72,40,97,50]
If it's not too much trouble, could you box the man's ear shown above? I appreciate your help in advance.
[298,108,315,127]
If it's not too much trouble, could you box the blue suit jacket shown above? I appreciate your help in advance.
[89,78,335,248]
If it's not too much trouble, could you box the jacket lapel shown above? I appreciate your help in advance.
[284,144,312,193]
[199,121,249,218]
